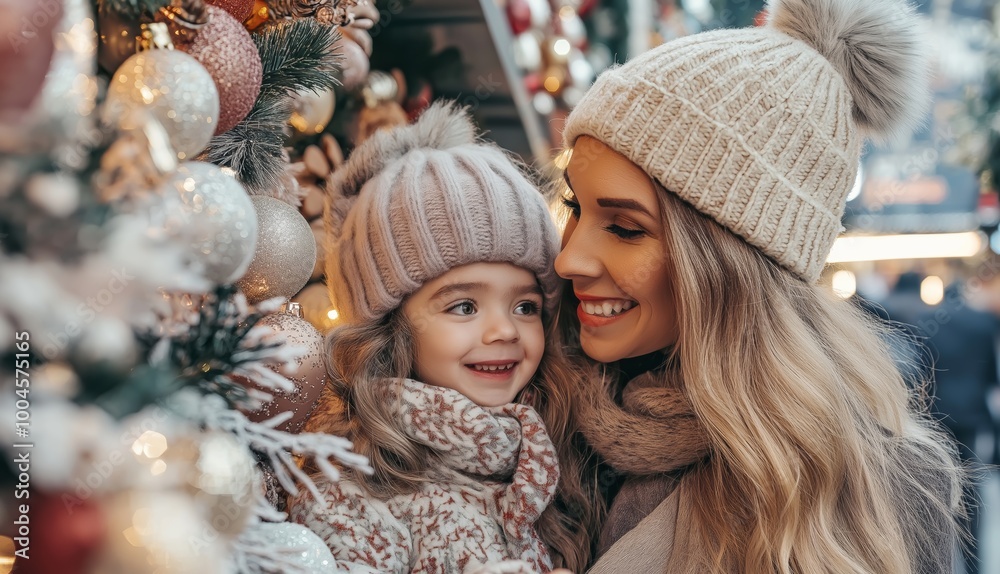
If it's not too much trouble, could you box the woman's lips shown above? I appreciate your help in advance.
[576,301,636,327]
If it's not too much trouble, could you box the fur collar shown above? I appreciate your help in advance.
[577,367,710,475]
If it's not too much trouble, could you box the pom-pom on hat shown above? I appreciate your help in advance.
[325,101,561,324]
[563,0,928,282]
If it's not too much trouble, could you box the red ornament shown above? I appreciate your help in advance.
[754,9,769,27]
[404,81,434,122]
[523,72,543,93]
[576,0,599,17]
[17,490,106,574]
[507,0,533,35]
[179,6,262,134]
[206,0,256,22]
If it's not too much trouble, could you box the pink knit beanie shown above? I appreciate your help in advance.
[325,101,561,324]
[563,0,928,282]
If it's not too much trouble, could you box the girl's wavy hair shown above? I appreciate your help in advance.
[574,183,966,574]
[320,304,599,571]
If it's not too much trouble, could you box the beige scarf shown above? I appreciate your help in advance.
[576,368,711,557]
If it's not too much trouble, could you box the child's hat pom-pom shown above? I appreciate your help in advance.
[330,100,478,200]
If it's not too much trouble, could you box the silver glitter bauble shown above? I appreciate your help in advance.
[253,522,336,571]
[244,311,326,434]
[151,162,258,284]
[104,49,220,160]
[236,196,316,304]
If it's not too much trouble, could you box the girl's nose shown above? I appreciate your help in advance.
[482,310,519,344]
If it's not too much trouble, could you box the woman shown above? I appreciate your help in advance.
[555,0,965,572]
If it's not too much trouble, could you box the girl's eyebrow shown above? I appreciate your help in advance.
[430,282,486,302]
[510,283,542,299]
[431,282,541,302]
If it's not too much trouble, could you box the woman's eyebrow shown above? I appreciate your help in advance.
[596,197,655,218]
[562,170,574,192]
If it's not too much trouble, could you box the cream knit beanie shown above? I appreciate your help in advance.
[563,0,928,282]
[324,101,561,324]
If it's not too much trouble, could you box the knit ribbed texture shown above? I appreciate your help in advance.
[326,102,561,323]
[564,27,860,283]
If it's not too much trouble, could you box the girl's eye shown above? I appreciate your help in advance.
[605,224,645,240]
[561,196,580,219]
[447,301,476,315]
[514,301,541,316]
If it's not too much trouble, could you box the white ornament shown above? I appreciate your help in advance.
[104,50,220,161]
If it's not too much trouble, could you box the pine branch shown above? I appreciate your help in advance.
[254,19,343,101]
[135,285,294,411]
[99,0,171,21]
[202,402,372,501]
[199,94,293,195]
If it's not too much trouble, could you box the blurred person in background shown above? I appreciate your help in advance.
[882,271,999,574]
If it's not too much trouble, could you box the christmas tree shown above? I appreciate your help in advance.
[0,1,374,572]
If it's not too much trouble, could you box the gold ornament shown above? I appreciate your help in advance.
[244,0,272,30]
[360,69,400,108]
[266,0,358,24]
[236,196,317,303]
[292,282,340,332]
[94,489,229,573]
[288,88,336,138]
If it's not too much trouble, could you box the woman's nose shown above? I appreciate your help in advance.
[555,224,601,281]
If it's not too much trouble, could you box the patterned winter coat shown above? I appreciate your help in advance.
[288,379,559,574]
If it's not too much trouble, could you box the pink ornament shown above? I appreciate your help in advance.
[179,6,262,134]
[206,0,256,22]
[336,34,370,92]
[243,311,327,434]
[0,0,60,112]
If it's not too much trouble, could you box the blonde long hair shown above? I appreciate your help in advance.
[584,186,964,573]
[325,308,598,571]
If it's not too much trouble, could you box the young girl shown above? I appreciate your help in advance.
[288,102,594,574]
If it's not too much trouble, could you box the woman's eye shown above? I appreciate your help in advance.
[514,301,541,316]
[604,224,645,240]
[447,301,476,315]
[561,197,581,219]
